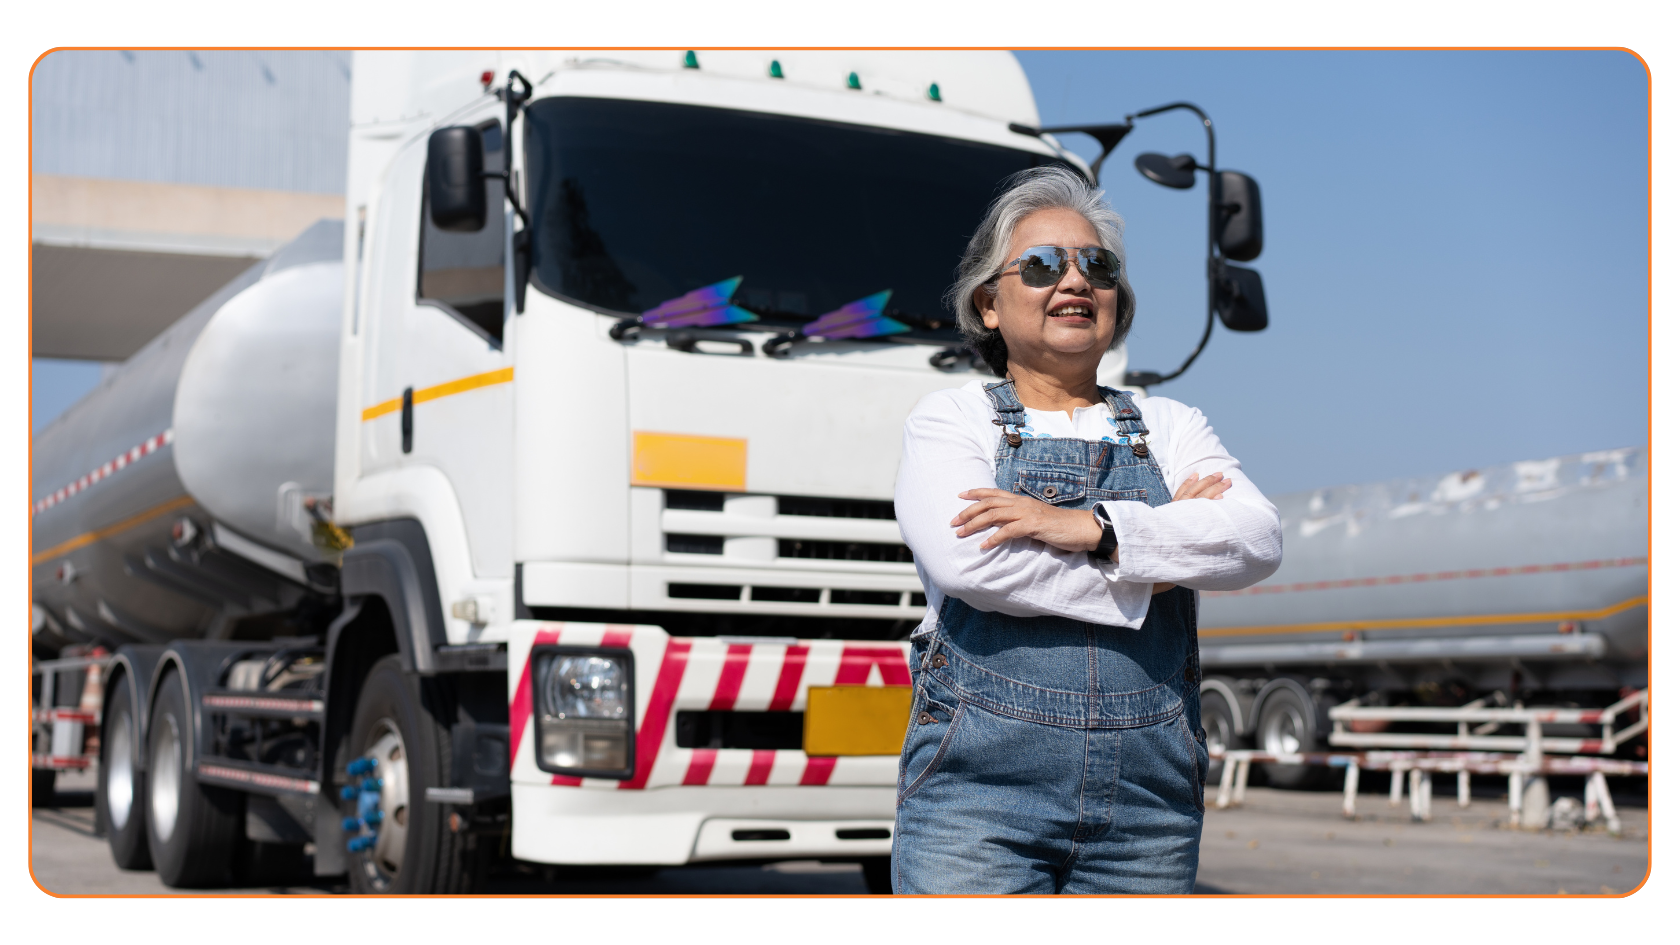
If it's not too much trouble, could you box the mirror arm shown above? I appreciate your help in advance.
[496,70,535,311]
[1121,102,1225,389]
[1008,121,1134,184]
[494,70,535,231]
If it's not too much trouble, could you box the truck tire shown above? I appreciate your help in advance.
[147,670,243,886]
[860,857,892,894]
[343,655,481,894]
[1199,688,1243,784]
[99,672,152,870]
[1255,682,1329,790]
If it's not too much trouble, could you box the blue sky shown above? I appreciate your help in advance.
[1014,50,1649,494]
[33,50,1649,495]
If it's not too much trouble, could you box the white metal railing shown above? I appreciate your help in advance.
[1209,747,1645,834]
[1325,689,1649,757]
[1208,688,1649,834]
[32,655,112,771]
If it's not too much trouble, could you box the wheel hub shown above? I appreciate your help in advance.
[1262,703,1307,755]
[343,719,409,887]
[108,708,135,830]
[149,714,182,842]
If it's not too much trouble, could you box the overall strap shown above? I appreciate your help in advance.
[1099,386,1148,436]
[981,379,1025,428]
[1098,386,1170,492]
[981,379,1026,448]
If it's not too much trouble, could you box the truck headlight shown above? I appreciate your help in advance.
[532,648,635,779]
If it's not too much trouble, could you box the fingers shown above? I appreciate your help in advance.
[1171,473,1201,502]
[951,490,1027,526]
[956,505,1032,538]
[1175,471,1231,501]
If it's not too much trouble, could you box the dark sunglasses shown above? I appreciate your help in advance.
[992,245,1123,290]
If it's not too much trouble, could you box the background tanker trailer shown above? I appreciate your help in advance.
[1194,449,1648,786]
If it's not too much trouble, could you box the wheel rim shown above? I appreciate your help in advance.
[107,707,135,830]
[357,719,410,886]
[1206,710,1233,757]
[1262,702,1307,756]
[149,714,182,842]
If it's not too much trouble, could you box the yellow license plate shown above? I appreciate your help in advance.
[803,686,915,756]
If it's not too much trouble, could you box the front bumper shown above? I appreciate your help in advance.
[507,620,909,864]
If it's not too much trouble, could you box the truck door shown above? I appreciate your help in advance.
[359,117,514,582]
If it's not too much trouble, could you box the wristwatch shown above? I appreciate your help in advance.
[1090,504,1118,561]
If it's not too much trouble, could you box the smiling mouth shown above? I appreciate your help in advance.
[1050,304,1093,319]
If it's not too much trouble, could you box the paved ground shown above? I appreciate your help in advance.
[31,769,1647,896]
[1194,778,1648,895]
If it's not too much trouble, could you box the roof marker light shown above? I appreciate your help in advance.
[769,60,784,79]
[683,51,700,70]
[846,71,861,90]
[927,82,942,102]
[480,70,494,90]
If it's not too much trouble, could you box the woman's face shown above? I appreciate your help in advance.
[975,208,1119,370]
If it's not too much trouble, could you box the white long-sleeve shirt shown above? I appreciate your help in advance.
[895,380,1282,637]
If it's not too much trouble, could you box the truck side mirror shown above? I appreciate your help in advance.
[426,126,487,232]
[1214,263,1268,331]
[1217,171,1263,261]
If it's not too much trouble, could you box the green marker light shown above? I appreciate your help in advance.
[769,60,784,79]
[927,82,942,102]
[846,71,861,90]
[683,51,699,70]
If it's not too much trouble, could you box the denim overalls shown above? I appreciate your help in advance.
[892,379,1209,894]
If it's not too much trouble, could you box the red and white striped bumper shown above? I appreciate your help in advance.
[507,620,910,864]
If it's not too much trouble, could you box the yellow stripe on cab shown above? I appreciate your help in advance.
[361,367,515,422]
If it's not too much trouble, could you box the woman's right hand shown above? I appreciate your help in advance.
[1152,472,1233,594]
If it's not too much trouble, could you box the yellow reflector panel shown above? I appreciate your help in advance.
[631,431,747,490]
[804,685,914,757]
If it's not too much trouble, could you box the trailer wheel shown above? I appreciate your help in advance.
[344,655,480,894]
[146,670,242,886]
[32,768,56,808]
[1199,688,1243,784]
[99,672,152,869]
[1255,682,1329,790]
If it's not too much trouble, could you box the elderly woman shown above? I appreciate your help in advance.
[891,166,1282,894]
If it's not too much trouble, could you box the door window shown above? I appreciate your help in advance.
[418,121,506,343]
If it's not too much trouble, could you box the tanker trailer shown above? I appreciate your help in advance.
[1195,448,1647,786]
[30,220,347,878]
[31,219,344,652]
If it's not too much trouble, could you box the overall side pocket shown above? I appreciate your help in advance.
[897,674,966,807]
[1175,712,1210,814]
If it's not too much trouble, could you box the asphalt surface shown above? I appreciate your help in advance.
[30,768,1647,896]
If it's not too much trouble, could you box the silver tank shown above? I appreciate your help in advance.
[1198,448,1647,692]
[30,221,344,653]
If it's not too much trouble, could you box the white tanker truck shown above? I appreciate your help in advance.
[30,50,1644,891]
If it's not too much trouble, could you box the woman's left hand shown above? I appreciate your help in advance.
[952,489,1103,553]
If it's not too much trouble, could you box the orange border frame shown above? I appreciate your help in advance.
[25,44,1654,901]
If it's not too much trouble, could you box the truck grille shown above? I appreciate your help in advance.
[643,488,923,616]
[778,539,913,563]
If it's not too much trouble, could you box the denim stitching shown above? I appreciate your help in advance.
[940,648,1185,727]
[897,699,967,807]
[1175,714,1207,814]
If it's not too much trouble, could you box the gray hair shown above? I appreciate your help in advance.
[945,166,1135,376]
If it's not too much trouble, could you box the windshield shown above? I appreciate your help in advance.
[523,97,1066,338]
